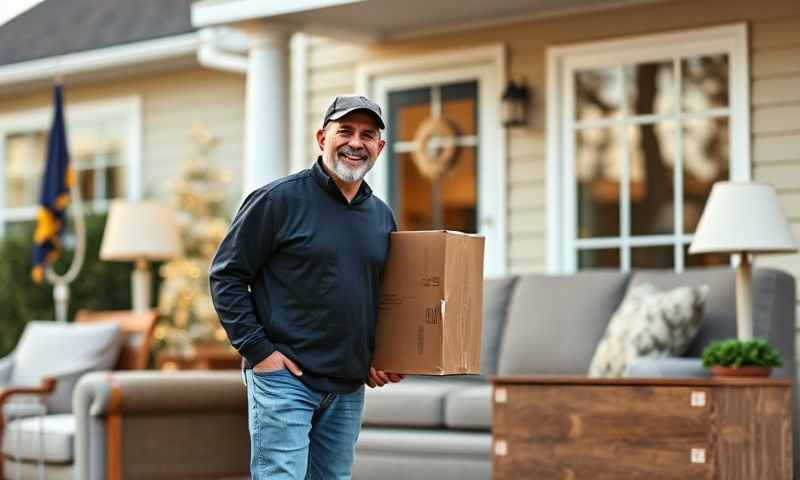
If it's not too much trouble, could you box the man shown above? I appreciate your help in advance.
[209,95,403,480]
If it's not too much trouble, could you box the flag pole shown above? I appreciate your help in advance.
[31,83,86,322]
[45,80,85,323]
[46,176,85,322]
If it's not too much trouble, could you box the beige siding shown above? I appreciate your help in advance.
[0,67,246,212]
[751,15,800,301]
[306,0,800,278]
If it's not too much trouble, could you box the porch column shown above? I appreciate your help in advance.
[239,23,290,195]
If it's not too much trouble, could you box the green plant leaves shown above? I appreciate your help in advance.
[701,338,783,368]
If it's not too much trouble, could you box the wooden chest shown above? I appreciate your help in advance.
[491,377,793,479]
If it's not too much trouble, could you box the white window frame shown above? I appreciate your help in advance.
[355,44,508,277]
[0,95,142,235]
[545,23,750,273]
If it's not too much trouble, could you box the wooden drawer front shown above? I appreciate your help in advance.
[493,385,713,479]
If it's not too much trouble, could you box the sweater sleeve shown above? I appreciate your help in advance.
[209,189,278,367]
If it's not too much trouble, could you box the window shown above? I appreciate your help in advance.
[547,25,749,272]
[0,97,141,235]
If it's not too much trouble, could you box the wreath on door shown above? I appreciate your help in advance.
[411,117,459,180]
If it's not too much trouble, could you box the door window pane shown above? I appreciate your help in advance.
[681,54,729,112]
[441,81,478,136]
[389,88,431,142]
[388,81,478,232]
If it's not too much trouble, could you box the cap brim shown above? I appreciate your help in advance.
[328,107,385,129]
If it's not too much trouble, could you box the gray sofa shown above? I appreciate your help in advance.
[63,267,794,479]
[354,266,797,479]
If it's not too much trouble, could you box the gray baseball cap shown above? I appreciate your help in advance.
[322,95,385,130]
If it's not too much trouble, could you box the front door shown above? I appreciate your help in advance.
[368,62,505,276]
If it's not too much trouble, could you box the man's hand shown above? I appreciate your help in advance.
[253,351,303,376]
[367,367,404,388]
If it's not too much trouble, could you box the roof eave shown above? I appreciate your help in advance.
[0,32,200,90]
[191,0,367,28]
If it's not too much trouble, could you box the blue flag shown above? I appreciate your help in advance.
[32,85,73,283]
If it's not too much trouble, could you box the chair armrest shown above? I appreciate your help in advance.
[0,377,57,405]
[0,354,13,385]
[73,370,248,480]
[74,370,246,416]
[623,357,711,379]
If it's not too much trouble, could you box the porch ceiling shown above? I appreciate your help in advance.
[193,0,668,41]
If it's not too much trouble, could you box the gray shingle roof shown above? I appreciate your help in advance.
[0,0,198,66]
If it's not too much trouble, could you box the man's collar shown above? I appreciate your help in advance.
[311,157,373,204]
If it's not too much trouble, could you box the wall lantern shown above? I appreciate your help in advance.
[501,79,531,128]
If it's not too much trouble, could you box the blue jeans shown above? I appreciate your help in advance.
[244,368,365,480]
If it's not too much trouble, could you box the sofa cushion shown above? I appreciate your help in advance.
[2,414,74,463]
[11,321,123,413]
[588,283,708,377]
[497,271,630,375]
[480,276,518,376]
[356,428,490,457]
[444,384,491,430]
[363,378,474,427]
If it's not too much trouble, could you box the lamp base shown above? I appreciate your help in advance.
[735,252,753,341]
[131,259,152,312]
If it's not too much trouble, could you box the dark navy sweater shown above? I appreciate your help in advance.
[209,158,396,393]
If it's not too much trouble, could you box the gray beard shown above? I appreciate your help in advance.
[324,152,372,183]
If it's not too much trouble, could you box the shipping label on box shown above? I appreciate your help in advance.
[372,231,484,375]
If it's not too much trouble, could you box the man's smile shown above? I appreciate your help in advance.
[339,151,367,165]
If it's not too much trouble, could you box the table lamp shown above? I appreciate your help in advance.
[689,181,798,340]
[100,200,181,312]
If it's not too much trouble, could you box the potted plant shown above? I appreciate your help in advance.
[701,339,782,377]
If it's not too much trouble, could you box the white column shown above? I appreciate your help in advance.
[240,23,290,195]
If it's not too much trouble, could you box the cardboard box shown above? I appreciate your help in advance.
[372,231,485,375]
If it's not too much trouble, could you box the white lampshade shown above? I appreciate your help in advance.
[100,200,181,261]
[689,181,798,254]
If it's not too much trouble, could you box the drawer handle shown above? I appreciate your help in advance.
[690,391,706,407]
[691,448,706,464]
[494,387,507,403]
[494,439,508,457]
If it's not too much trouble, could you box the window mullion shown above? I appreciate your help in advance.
[565,68,578,273]
[432,85,442,119]
[619,64,631,272]
[674,56,685,272]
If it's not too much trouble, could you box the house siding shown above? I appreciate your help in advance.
[0,67,246,212]
[750,18,800,341]
[304,0,800,281]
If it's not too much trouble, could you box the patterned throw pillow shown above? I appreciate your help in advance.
[588,283,709,378]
